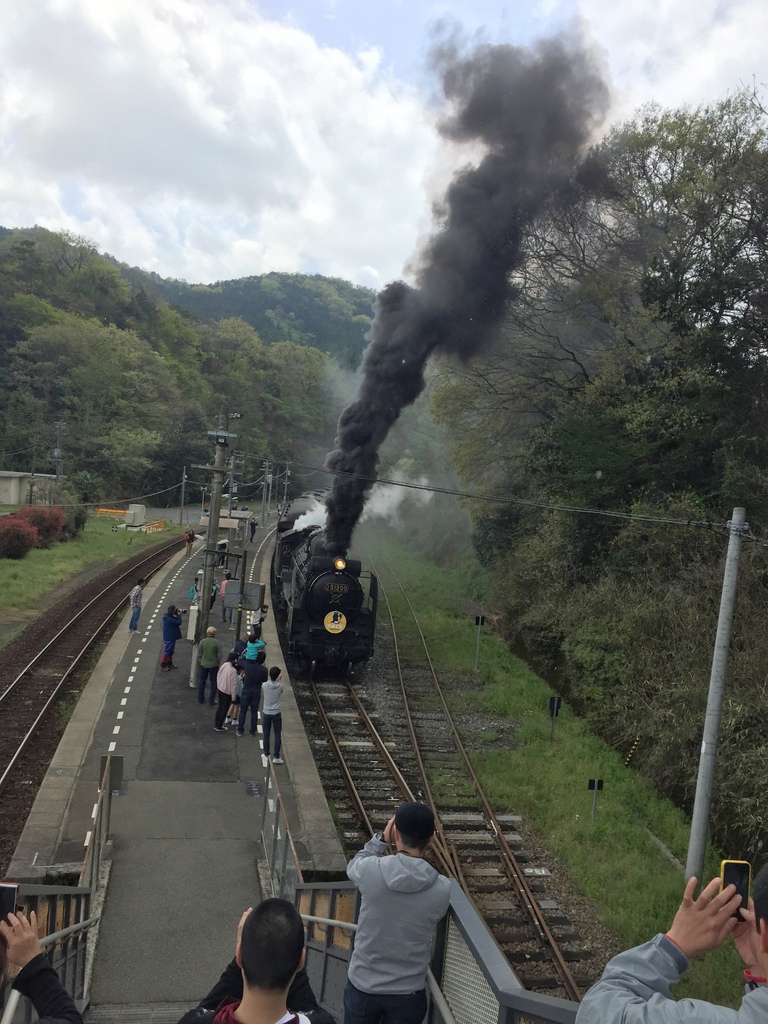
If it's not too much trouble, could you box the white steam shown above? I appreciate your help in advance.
[360,477,432,524]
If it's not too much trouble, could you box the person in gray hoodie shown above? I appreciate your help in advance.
[344,802,451,1024]
[576,869,768,1024]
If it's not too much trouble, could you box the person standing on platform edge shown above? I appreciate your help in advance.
[262,666,284,763]
[198,626,221,704]
[249,514,257,543]
[220,571,234,628]
[161,605,185,671]
[128,578,144,634]
[344,802,451,1024]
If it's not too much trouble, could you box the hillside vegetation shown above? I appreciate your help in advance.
[116,263,374,370]
[429,94,768,859]
[0,227,360,502]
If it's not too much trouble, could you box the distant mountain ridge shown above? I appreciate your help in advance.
[115,261,376,369]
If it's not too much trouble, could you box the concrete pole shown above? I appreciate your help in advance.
[685,507,748,881]
[283,464,290,506]
[179,465,186,525]
[260,459,269,527]
[199,416,229,639]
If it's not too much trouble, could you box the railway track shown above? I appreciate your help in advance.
[0,537,184,800]
[290,551,587,1000]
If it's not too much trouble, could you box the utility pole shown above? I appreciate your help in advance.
[228,457,235,518]
[53,421,66,484]
[686,507,748,881]
[283,462,291,506]
[260,459,269,527]
[179,465,187,525]
[199,416,237,639]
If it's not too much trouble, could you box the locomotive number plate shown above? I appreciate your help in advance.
[324,611,347,633]
[324,583,349,594]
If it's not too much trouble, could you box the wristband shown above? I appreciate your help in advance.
[744,970,766,990]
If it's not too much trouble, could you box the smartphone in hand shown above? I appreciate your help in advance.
[720,859,751,919]
[0,883,19,924]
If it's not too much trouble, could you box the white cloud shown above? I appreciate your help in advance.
[0,0,438,286]
[569,0,768,116]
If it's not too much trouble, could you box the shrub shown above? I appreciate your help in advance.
[11,506,66,547]
[60,505,89,541]
[0,517,39,559]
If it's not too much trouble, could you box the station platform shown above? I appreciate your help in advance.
[7,532,346,1019]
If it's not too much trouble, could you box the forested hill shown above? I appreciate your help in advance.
[115,264,375,370]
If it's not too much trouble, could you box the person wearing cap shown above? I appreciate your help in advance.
[197,626,221,705]
[344,802,451,1024]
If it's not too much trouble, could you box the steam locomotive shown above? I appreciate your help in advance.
[272,496,378,676]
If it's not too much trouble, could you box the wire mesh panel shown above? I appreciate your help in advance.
[440,916,501,1024]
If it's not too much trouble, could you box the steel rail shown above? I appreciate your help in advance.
[379,553,583,1003]
[0,538,183,706]
[0,539,183,799]
[309,679,374,835]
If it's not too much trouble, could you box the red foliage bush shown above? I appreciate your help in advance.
[11,506,65,547]
[0,517,39,559]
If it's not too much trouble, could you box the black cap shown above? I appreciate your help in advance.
[394,802,435,843]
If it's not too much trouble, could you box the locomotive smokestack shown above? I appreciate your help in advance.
[322,32,609,556]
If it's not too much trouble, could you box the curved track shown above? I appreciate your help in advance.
[0,538,184,799]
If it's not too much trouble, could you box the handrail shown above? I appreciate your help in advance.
[0,916,99,1024]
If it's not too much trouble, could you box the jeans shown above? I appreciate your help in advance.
[343,983,427,1024]
[221,603,233,624]
[129,606,141,631]
[262,712,282,757]
[198,665,218,703]
[214,690,231,729]
[238,688,261,734]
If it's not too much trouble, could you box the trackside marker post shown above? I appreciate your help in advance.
[474,615,485,669]
[588,779,603,822]
[549,696,562,742]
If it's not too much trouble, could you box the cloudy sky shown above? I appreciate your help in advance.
[1,0,766,289]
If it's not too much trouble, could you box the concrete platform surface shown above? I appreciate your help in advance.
[7,526,346,1013]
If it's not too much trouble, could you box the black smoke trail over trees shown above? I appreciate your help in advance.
[322,33,610,556]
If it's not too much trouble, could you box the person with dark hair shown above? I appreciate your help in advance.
[128,578,145,634]
[0,911,83,1024]
[161,605,185,671]
[262,666,284,764]
[176,899,334,1024]
[198,627,221,704]
[576,869,768,1024]
[214,652,240,732]
[236,650,267,737]
[343,802,451,1024]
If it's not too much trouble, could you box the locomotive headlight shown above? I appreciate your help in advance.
[333,557,346,571]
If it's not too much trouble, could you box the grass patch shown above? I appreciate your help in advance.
[364,531,744,1006]
[0,517,176,613]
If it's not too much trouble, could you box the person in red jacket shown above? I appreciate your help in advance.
[0,910,83,1024]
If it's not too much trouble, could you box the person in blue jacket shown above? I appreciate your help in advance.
[161,604,185,671]
[577,867,768,1024]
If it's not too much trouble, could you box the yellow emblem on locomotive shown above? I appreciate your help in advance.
[324,611,347,634]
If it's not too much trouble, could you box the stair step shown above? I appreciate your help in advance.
[87,1005,192,1023]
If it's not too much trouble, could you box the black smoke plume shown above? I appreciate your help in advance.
[322,33,610,556]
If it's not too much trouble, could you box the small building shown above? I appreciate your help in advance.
[0,471,59,506]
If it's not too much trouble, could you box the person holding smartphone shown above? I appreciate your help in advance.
[577,868,768,1024]
[0,910,83,1024]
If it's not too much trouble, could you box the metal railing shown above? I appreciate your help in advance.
[259,772,578,1024]
[1,756,118,1022]
[261,765,304,899]
[0,891,97,1024]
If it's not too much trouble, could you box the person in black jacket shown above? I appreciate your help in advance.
[177,902,335,1024]
[0,910,83,1024]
